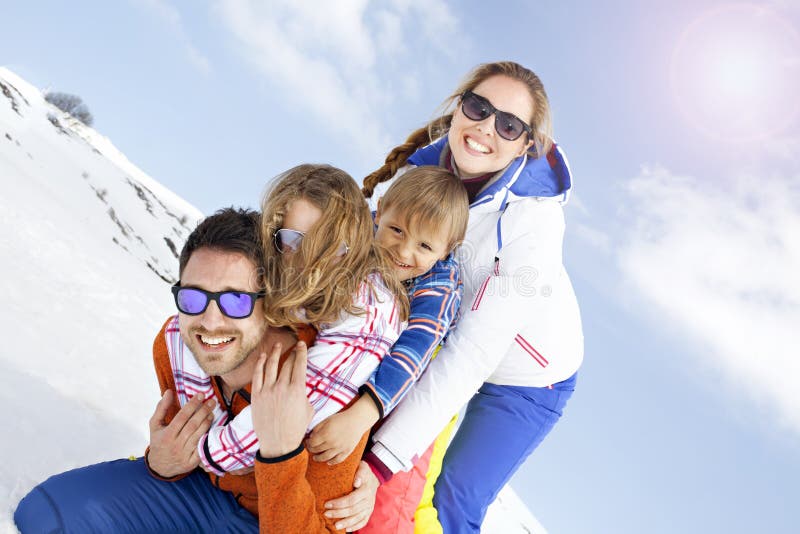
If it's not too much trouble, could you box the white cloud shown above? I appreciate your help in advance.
[136,0,212,75]
[214,0,462,159]
[619,166,800,434]
[384,0,461,58]
[767,136,800,163]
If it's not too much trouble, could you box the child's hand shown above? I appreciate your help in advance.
[306,395,380,465]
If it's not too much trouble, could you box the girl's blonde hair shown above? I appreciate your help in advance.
[363,61,553,197]
[261,164,409,326]
[377,166,468,254]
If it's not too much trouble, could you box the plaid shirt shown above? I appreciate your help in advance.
[360,254,462,417]
[165,273,403,475]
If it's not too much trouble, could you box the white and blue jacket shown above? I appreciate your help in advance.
[371,138,584,472]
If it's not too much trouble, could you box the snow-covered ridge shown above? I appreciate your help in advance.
[1,67,202,284]
[1,67,204,532]
[0,67,544,533]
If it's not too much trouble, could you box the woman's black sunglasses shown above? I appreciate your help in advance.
[460,90,532,142]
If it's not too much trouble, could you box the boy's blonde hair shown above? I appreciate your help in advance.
[363,61,553,197]
[261,164,409,326]
[377,166,468,254]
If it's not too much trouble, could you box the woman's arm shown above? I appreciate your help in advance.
[252,343,371,533]
[371,200,581,471]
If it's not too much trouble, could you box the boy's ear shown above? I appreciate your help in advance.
[441,240,460,261]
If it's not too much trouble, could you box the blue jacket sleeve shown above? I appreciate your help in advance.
[360,256,462,418]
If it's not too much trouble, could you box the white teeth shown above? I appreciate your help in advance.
[201,335,233,345]
[394,258,412,268]
[466,137,490,153]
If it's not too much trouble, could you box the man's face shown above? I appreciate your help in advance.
[178,247,266,377]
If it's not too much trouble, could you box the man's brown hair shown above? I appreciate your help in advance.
[178,207,263,279]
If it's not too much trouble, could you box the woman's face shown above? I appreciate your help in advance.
[447,75,535,178]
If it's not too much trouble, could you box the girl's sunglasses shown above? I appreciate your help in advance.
[273,228,349,257]
[171,284,265,319]
[460,90,532,142]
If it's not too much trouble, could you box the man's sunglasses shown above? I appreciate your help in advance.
[171,283,265,319]
[273,228,349,257]
[460,90,532,142]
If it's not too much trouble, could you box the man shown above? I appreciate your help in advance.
[14,208,376,533]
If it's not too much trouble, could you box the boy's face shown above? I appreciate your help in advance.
[375,206,451,281]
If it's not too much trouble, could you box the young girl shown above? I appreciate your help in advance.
[350,61,584,533]
[304,166,468,470]
[197,164,408,532]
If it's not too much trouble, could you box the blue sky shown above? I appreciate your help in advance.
[3,1,799,532]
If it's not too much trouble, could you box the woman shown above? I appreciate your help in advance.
[358,61,584,533]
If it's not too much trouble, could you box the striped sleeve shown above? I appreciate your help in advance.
[197,327,316,475]
[196,275,402,474]
[306,273,403,429]
[361,256,462,417]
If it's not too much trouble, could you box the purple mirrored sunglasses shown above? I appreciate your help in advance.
[171,283,265,319]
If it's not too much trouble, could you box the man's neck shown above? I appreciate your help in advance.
[218,326,298,398]
[218,352,259,399]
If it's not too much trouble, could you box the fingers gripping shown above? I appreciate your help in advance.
[265,342,282,387]
[149,389,174,433]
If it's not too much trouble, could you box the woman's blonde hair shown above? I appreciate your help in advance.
[363,61,553,197]
[262,164,409,326]
[377,166,468,254]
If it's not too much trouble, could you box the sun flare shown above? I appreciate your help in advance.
[670,4,800,142]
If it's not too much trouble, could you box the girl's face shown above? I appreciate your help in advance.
[275,197,322,255]
[447,75,535,178]
[283,198,321,233]
[374,205,451,282]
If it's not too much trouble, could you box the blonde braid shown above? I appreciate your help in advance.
[362,113,452,198]
[362,127,428,198]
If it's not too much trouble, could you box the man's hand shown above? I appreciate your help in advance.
[251,341,314,458]
[147,389,216,478]
[323,460,379,531]
[307,395,379,465]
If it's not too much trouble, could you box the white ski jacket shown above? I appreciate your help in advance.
[369,139,584,472]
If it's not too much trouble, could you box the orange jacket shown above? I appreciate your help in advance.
[147,317,367,532]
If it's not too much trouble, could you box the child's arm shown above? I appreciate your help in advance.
[359,257,462,419]
[198,276,401,475]
[306,394,380,464]
[197,405,259,475]
[303,273,402,430]
[306,260,461,466]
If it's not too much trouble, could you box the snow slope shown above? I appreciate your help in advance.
[0,67,545,534]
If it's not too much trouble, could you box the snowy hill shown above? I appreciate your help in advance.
[0,67,545,534]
